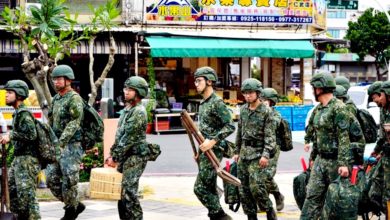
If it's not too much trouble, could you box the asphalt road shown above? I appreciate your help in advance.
[143,128,309,175]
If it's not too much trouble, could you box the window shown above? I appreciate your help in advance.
[327,11,346,19]
[63,0,121,14]
[328,29,340,38]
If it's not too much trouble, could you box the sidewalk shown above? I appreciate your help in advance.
[39,173,301,220]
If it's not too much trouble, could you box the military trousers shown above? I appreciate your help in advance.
[9,155,41,220]
[46,142,84,208]
[120,155,147,220]
[381,155,390,214]
[300,157,339,220]
[238,157,273,215]
[265,148,281,194]
[194,148,224,215]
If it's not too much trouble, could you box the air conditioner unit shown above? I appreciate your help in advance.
[25,3,41,17]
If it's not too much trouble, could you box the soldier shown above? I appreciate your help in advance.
[301,72,351,220]
[193,66,235,220]
[368,81,384,107]
[333,85,365,165]
[335,76,351,91]
[260,88,285,212]
[105,76,150,220]
[233,78,278,220]
[370,81,390,217]
[46,65,85,220]
[0,80,41,219]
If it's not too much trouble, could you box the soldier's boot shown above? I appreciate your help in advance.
[208,210,233,220]
[60,206,77,220]
[74,202,85,219]
[266,208,277,220]
[273,192,285,211]
[247,214,258,220]
[118,200,130,220]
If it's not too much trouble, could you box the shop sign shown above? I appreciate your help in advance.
[327,0,358,10]
[313,0,327,29]
[145,0,315,24]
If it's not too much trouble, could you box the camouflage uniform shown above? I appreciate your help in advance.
[110,102,148,220]
[46,90,84,209]
[235,102,278,216]
[195,92,235,217]
[9,103,41,220]
[301,97,351,220]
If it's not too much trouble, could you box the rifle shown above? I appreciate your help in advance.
[181,110,241,187]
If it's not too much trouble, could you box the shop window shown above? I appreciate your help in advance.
[327,29,340,38]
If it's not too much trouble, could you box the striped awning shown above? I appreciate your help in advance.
[0,39,132,55]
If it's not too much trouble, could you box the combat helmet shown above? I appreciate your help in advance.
[261,88,278,104]
[194,66,217,82]
[124,76,149,98]
[335,76,350,91]
[52,65,75,80]
[334,85,348,100]
[241,78,262,93]
[381,81,390,95]
[310,72,336,89]
[4,80,29,99]
[368,81,383,96]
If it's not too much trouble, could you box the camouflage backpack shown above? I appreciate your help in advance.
[356,109,377,143]
[17,110,60,169]
[293,168,311,210]
[321,177,360,220]
[79,98,104,150]
[277,118,293,152]
[223,161,240,212]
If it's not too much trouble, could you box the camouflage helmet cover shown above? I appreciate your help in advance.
[124,76,149,98]
[335,76,351,91]
[368,81,383,96]
[241,78,263,93]
[52,65,75,80]
[310,72,336,89]
[334,85,348,99]
[194,66,217,82]
[261,88,278,104]
[4,80,29,98]
[381,81,390,95]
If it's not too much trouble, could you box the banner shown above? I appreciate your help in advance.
[145,0,315,24]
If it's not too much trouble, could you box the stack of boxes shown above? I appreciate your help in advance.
[274,105,313,131]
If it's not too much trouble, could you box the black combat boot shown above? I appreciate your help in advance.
[273,192,285,211]
[60,206,76,220]
[208,210,233,220]
[247,214,258,220]
[118,200,131,220]
[266,208,277,220]
[74,202,85,219]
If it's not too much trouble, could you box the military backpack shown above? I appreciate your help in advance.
[277,118,293,152]
[146,143,161,161]
[79,98,104,150]
[321,176,360,220]
[293,168,310,210]
[356,109,377,143]
[223,161,240,212]
[17,110,60,169]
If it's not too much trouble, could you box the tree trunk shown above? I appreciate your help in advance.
[88,35,116,106]
[375,62,382,81]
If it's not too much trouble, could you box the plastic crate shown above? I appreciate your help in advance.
[274,106,292,118]
[293,122,306,131]
[292,105,313,116]
[293,114,306,124]
[155,120,170,131]
[89,168,122,200]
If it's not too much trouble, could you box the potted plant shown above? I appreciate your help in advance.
[145,56,156,133]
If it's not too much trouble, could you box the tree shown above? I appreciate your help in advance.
[85,0,120,105]
[345,8,390,80]
[1,0,120,116]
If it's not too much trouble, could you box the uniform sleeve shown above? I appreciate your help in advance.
[59,95,84,146]
[210,100,235,143]
[335,106,351,167]
[234,113,242,155]
[304,108,316,144]
[374,125,385,154]
[10,111,37,142]
[262,111,278,159]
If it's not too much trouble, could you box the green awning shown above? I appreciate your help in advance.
[146,36,314,58]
